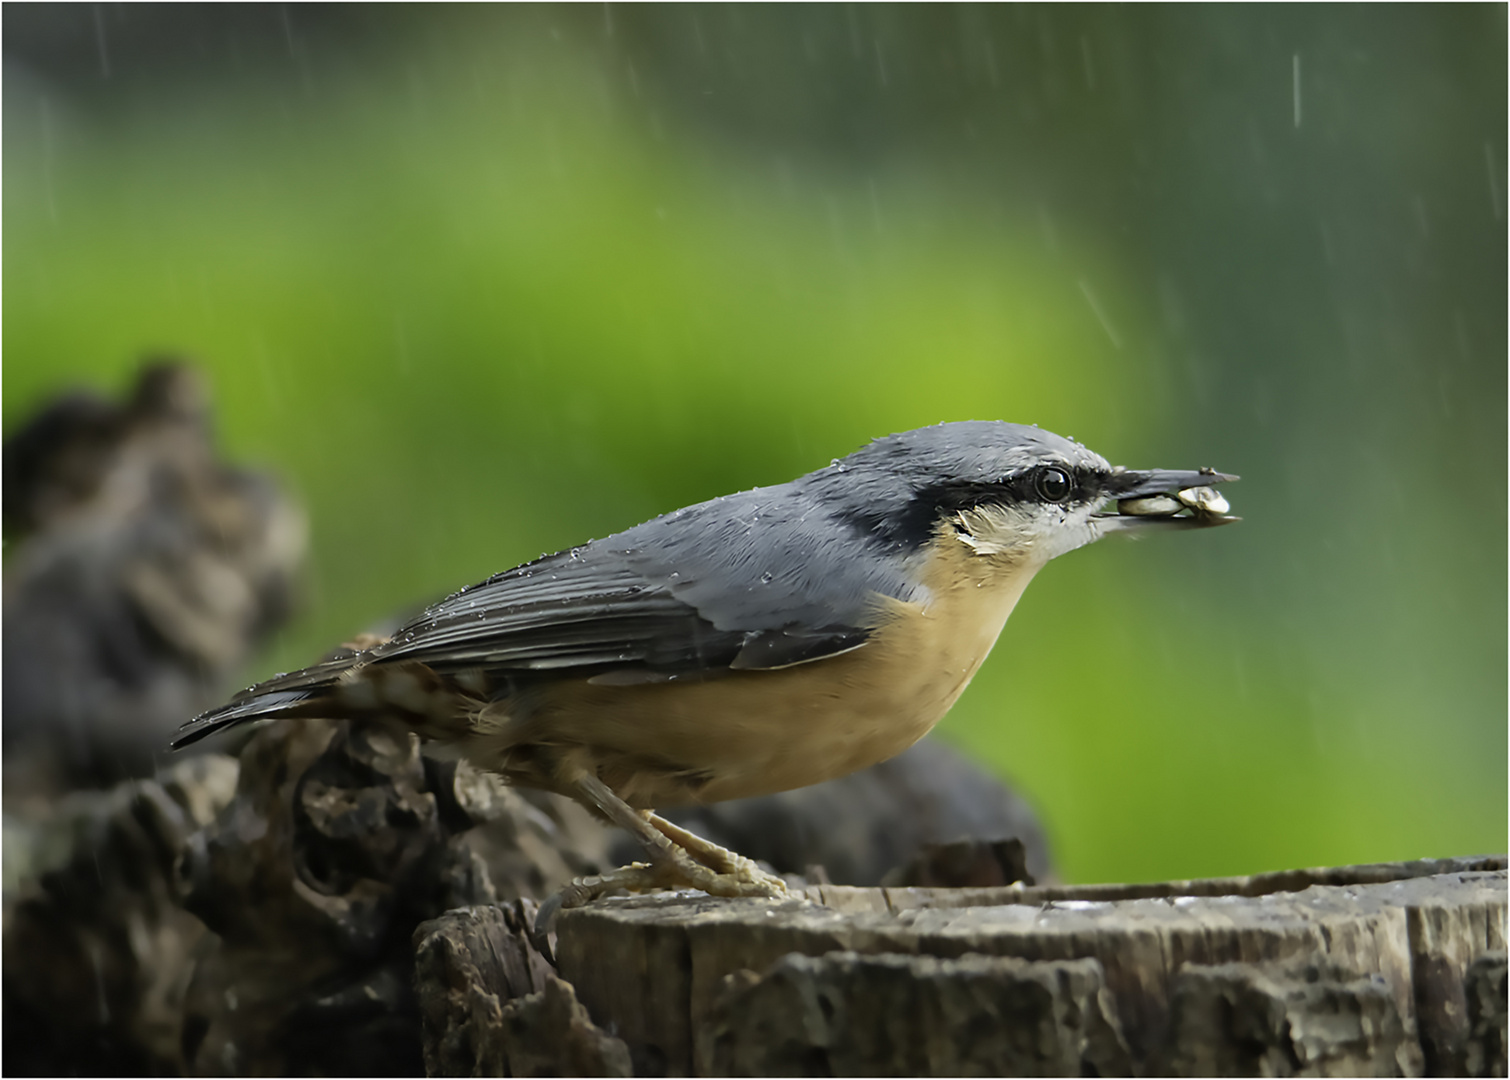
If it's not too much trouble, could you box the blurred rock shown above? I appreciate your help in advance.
[178,716,609,1076]
[616,737,1054,887]
[880,835,1035,888]
[1,754,239,1076]
[2,361,306,789]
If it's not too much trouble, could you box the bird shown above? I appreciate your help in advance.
[174,421,1237,917]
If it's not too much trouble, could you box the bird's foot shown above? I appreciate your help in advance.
[531,831,788,961]
[540,843,786,921]
[532,774,790,961]
[640,810,790,897]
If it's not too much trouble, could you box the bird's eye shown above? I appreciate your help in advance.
[1035,466,1072,503]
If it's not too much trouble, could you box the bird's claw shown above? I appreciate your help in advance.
[530,865,648,962]
[530,878,600,963]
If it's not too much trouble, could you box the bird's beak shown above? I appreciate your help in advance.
[1095,467,1240,530]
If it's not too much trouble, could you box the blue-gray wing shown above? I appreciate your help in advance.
[173,481,921,749]
[377,481,918,676]
[371,556,749,675]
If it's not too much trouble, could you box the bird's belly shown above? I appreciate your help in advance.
[508,548,1040,807]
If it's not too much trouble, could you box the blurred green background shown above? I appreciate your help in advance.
[5,4,1504,884]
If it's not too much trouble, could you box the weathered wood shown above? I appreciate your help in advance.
[801,854,1508,912]
[705,951,1131,1076]
[497,977,634,1078]
[177,718,610,1075]
[414,901,557,1075]
[1406,878,1507,1075]
[1,755,239,1075]
[1158,960,1417,1076]
[413,899,636,1077]
[705,952,1423,1077]
[555,860,1507,1076]
[1464,951,1507,1078]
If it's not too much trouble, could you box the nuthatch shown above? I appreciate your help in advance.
[175,421,1237,913]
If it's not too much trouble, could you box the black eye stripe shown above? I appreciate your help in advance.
[845,465,1108,554]
[923,465,1101,513]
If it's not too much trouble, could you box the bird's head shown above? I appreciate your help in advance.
[808,420,1238,567]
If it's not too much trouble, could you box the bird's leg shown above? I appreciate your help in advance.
[533,774,789,954]
[570,773,683,862]
[571,773,788,898]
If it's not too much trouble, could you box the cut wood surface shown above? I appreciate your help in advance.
[550,857,1506,1076]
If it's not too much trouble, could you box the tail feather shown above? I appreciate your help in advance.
[172,655,362,749]
[172,690,320,748]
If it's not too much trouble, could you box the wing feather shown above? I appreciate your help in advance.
[372,556,750,674]
[176,480,912,748]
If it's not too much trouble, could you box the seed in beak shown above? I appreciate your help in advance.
[1117,494,1184,517]
[1176,486,1230,517]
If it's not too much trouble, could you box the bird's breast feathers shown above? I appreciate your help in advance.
[462,522,1040,807]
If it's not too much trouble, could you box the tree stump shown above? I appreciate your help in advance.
[539,857,1505,1076]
